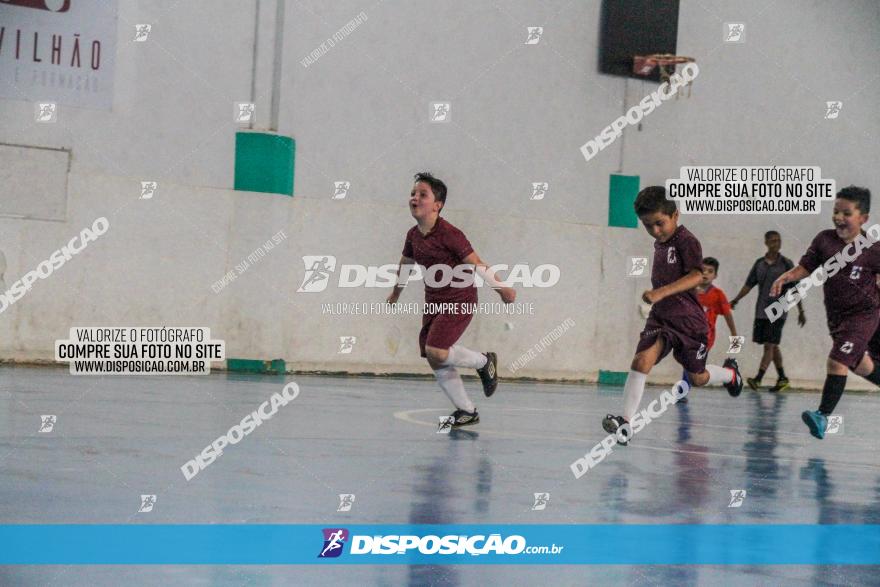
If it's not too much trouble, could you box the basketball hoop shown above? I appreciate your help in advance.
[633,54,696,97]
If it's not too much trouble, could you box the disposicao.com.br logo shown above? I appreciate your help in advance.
[317,528,563,558]
[297,255,559,292]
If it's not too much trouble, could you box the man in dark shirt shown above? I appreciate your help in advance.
[770,186,880,439]
[731,231,806,391]
[602,187,743,445]
[387,172,516,428]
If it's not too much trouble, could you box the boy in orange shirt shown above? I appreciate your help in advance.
[675,257,739,401]
[697,257,738,351]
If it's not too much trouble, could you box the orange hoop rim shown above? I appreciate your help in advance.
[635,53,696,66]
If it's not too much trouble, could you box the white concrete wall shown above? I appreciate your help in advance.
[0,0,878,389]
[1,0,257,189]
[0,171,874,390]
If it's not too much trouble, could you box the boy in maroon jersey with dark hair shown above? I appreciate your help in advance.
[386,172,516,428]
[603,186,743,444]
[770,186,880,439]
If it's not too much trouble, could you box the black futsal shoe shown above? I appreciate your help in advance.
[450,409,480,428]
[477,352,498,397]
[602,414,630,446]
[723,358,743,397]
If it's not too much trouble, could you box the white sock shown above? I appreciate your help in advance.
[707,364,734,385]
[622,370,648,422]
[433,365,476,412]
[442,345,488,369]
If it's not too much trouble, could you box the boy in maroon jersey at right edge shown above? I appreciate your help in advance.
[603,187,743,445]
[770,186,880,439]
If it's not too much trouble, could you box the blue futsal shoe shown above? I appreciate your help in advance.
[675,369,691,403]
[801,410,827,439]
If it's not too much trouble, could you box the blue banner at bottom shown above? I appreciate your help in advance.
[0,525,878,565]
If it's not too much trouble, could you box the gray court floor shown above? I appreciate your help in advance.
[1,366,879,586]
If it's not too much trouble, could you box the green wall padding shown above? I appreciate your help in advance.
[598,370,628,386]
[234,132,295,196]
[227,358,286,374]
[608,174,640,228]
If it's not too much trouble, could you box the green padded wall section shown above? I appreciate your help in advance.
[234,132,295,196]
[608,174,640,228]
[598,370,628,386]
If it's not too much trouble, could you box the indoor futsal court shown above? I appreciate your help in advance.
[1,0,879,586]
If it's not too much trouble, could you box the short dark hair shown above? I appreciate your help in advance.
[703,257,719,272]
[837,185,871,214]
[413,172,447,210]
[764,230,780,240]
[634,186,677,217]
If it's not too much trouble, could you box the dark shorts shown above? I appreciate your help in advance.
[419,310,473,357]
[636,311,709,374]
[752,318,786,345]
[828,310,880,369]
[868,319,880,362]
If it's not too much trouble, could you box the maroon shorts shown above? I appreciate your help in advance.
[419,310,473,357]
[636,311,709,374]
[868,318,880,362]
[828,309,880,369]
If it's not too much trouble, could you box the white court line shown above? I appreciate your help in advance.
[393,408,880,473]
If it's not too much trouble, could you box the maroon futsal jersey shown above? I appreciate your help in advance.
[636,225,709,373]
[403,217,479,304]
[650,225,705,319]
[799,229,880,321]
[798,228,880,368]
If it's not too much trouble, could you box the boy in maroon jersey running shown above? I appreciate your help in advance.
[770,186,880,439]
[386,172,516,427]
[603,187,743,445]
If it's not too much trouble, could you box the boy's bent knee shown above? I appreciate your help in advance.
[853,354,874,377]
[630,355,652,373]
[425,346,449,367]
[826,357,848,376]
[690,371,710,386]
[631,338,663,373]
